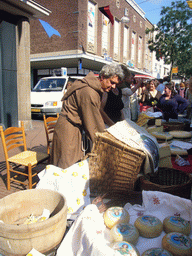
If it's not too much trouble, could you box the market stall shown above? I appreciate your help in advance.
[0,118,192,256]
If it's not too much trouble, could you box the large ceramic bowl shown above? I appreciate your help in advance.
[0,189,67,256]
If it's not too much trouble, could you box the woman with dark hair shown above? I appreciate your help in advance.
[140,79,161,112]
[158,83,189,121]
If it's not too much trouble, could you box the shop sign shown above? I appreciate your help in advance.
[172,67,178,74]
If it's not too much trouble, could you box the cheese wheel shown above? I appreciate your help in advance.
[162,232,192,256]
[104,207,130,229]
[134,215,163,238]
[163,216,191,236]
[142,248,173,256]
[169,131,192,139]
[110,223,139,245]
[170,145,188,156]
[111,241,140,256]
[151,132,173,141]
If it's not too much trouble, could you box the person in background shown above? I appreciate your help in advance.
[51,64,125,169]
[185,77,192,119]
[156,77,170,95]
[140,79,161,112]
[175,83,180,94]
[178,82,186,98]
[156,79,164,94]
[100,65,135,126]
[158,83,189,121]
[100,86,124,127]
[120,71,143,120]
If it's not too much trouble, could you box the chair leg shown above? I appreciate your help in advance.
[7,164,11,190]
[28,163,32,189]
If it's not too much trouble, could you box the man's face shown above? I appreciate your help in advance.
[100,75,120,92]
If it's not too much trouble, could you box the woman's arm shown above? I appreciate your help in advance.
[100,92,115,127]
[175,95,189,113]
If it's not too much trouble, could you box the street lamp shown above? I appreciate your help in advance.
[121,16,130,23]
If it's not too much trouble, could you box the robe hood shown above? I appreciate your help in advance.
[62,72,103,101]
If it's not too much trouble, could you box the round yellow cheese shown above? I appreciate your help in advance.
[110,223,139,245]
[169,131,192,139]
[170,145,188,156]
[142,248,173,256]
[162,232,192,256]
[104,207,130,229]
[163,216,191,236]
[134,215,163,238]
[110,241,140,256]
[151,132,173,141]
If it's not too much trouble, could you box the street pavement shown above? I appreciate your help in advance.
[0,119,47,199]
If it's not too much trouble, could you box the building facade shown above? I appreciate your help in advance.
[30,0,154,86]
[0,0,50,129]
[151,25,170,79]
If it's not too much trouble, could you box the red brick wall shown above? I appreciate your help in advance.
[31,0,148,70]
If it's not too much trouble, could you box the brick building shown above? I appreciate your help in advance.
[30,0,153,86]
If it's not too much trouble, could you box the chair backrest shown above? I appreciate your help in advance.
[43,114,59,154]
[0,121,27,160]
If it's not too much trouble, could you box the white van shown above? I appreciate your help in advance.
[31,68,83,116]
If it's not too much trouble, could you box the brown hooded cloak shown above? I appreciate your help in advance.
[51,72,105,169]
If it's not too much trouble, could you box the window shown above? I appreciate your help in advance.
[131,31,136,62]
[87,1,96,52]
[114,19,120,60]
[123,26,129,62]
[102,14,109,55]
[138,36,142,64]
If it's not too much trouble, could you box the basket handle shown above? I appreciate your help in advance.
[82,153,97,160]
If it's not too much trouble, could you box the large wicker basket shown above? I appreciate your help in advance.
[88,131,146,196]
[140,167,192,199]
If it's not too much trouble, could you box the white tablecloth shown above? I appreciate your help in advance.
[56,191,192,256]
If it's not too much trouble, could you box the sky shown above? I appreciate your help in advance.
[133,0,174,24]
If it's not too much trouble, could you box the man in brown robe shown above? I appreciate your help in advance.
[51,64,125,169]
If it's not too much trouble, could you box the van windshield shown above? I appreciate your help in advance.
[32,78,66,92]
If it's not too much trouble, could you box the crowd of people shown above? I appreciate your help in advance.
[50,63,192,169]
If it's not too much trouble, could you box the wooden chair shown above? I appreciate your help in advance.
[43,113,59,155]
[0,121,49,190]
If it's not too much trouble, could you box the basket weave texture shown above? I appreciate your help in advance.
[163,122,185,131]
[88,131,146,195]
[140,167,192,199]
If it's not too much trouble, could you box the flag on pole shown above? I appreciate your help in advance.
[39,19,61,38]
[99,5,114,25]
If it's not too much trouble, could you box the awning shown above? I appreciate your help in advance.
[135,74,155,79]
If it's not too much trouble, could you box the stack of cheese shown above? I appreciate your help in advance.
[103,206,192,256]
[158,142,173,168]
[104,206,140,256]
[146,119,164,135]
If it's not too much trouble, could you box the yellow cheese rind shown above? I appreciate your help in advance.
[142,248,173,256]
[169,131,192,139]
[110,241,140,256]
[163,216,191,236]
[134,215,163,238]
[155,119,163,126]
[162,232,192,256]
[151,132,173,140]
[110,223,139,245]
[104,207,130,229]
[147,126,163,134]
[170,145,188,156]
[159,142,171,158]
